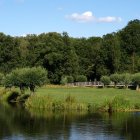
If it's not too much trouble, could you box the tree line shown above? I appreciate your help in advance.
[0,19,140,84]
[101,73,140,90]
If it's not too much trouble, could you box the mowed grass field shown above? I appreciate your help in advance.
[36,86,140,105]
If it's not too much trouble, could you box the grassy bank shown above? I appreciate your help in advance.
[25,86,140,112]
[1,86,140,112]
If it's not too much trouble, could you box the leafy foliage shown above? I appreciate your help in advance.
[66,76,74,83]
[60,76,68,85]
[76,75,87,82]
[132,73,140,90]
[100,76,111,86]
[3,67,48,93]
[0,19,140,83]
[120,73,132,88]
[110,73,121,86]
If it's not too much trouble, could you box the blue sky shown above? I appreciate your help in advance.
[0,0,140,37]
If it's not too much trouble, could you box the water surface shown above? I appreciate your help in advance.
[0,103,140,140]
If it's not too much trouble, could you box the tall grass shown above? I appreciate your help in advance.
[25,94,88,111]
[25,94,140,112]
[100,95,134,112]
[0,88,29,103]
[1,86,140,112]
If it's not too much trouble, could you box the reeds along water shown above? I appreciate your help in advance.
[25,94,88,111]
[25,94,140,112]
[1,90,140,112]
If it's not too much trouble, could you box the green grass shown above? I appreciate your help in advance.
[36,87,140,105]
[2,86,140,111]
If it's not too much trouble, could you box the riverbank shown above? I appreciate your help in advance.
[1,86,140,112]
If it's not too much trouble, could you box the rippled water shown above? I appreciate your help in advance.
[0,103,140,140]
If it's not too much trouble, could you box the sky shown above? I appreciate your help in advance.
[0,0,140,38]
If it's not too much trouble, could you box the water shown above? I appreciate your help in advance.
[0,104,140,140]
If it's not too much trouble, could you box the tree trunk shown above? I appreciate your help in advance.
[20,84,25,94]
[136,84,139,91]
[30,84,35,95]
[125,84,128,89]
[114,82,117,88]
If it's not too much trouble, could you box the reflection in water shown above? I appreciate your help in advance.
[0,103,140,140]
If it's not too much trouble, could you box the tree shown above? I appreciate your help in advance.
[120,73,132,89]
[23,67,48,94]
[60,76,68,85]
[76,75,87,82]
[3,67,48,94]
[119,19,140,72]
[110,73,121,87]
[132,73,140,91]
[100,76,111,87]
[66,76,74,83]
[101,33,121,74]
[3,68,28,93]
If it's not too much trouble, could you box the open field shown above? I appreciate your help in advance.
[36,86,140,105]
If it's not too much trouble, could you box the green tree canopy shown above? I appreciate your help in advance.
[110,73,121,87]
[100,76,111,87]
[3,67,48,94]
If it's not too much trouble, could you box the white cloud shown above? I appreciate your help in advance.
[98,16,122,23]
[66,11,94,23]
[66,11,122,23]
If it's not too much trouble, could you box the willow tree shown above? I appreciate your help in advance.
[132,73,140,91]
[110,73,121,88]
[3,67,48,94]
[100,76,111,87]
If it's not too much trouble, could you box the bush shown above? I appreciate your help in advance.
[66,76,74,83]
[17,94,30,102]
[110,73,121,87]
[3,67,48,94]
[120,73,132,89]
[60,76,68,85]
[7,91,20,103]
[132,73,140,90]
[102,96,132,112]
[100,76,110,87]
[76,75,87,82]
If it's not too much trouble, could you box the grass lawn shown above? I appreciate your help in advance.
[36,86,140,105]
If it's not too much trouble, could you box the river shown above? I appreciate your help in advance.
[0,103,140,140]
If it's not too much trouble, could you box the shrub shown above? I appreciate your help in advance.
[132,73,140,91]
[76,75,87,82]
[3,67,48,94]
[102,96,132,112]
[66,76,74,83]
[17,94,30,102]
[100,76,110,87]
[110,73,121,87]
[7,91,20,103]
[120,73,132,89]
[60,76,68,85]
[134,103,140,109]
